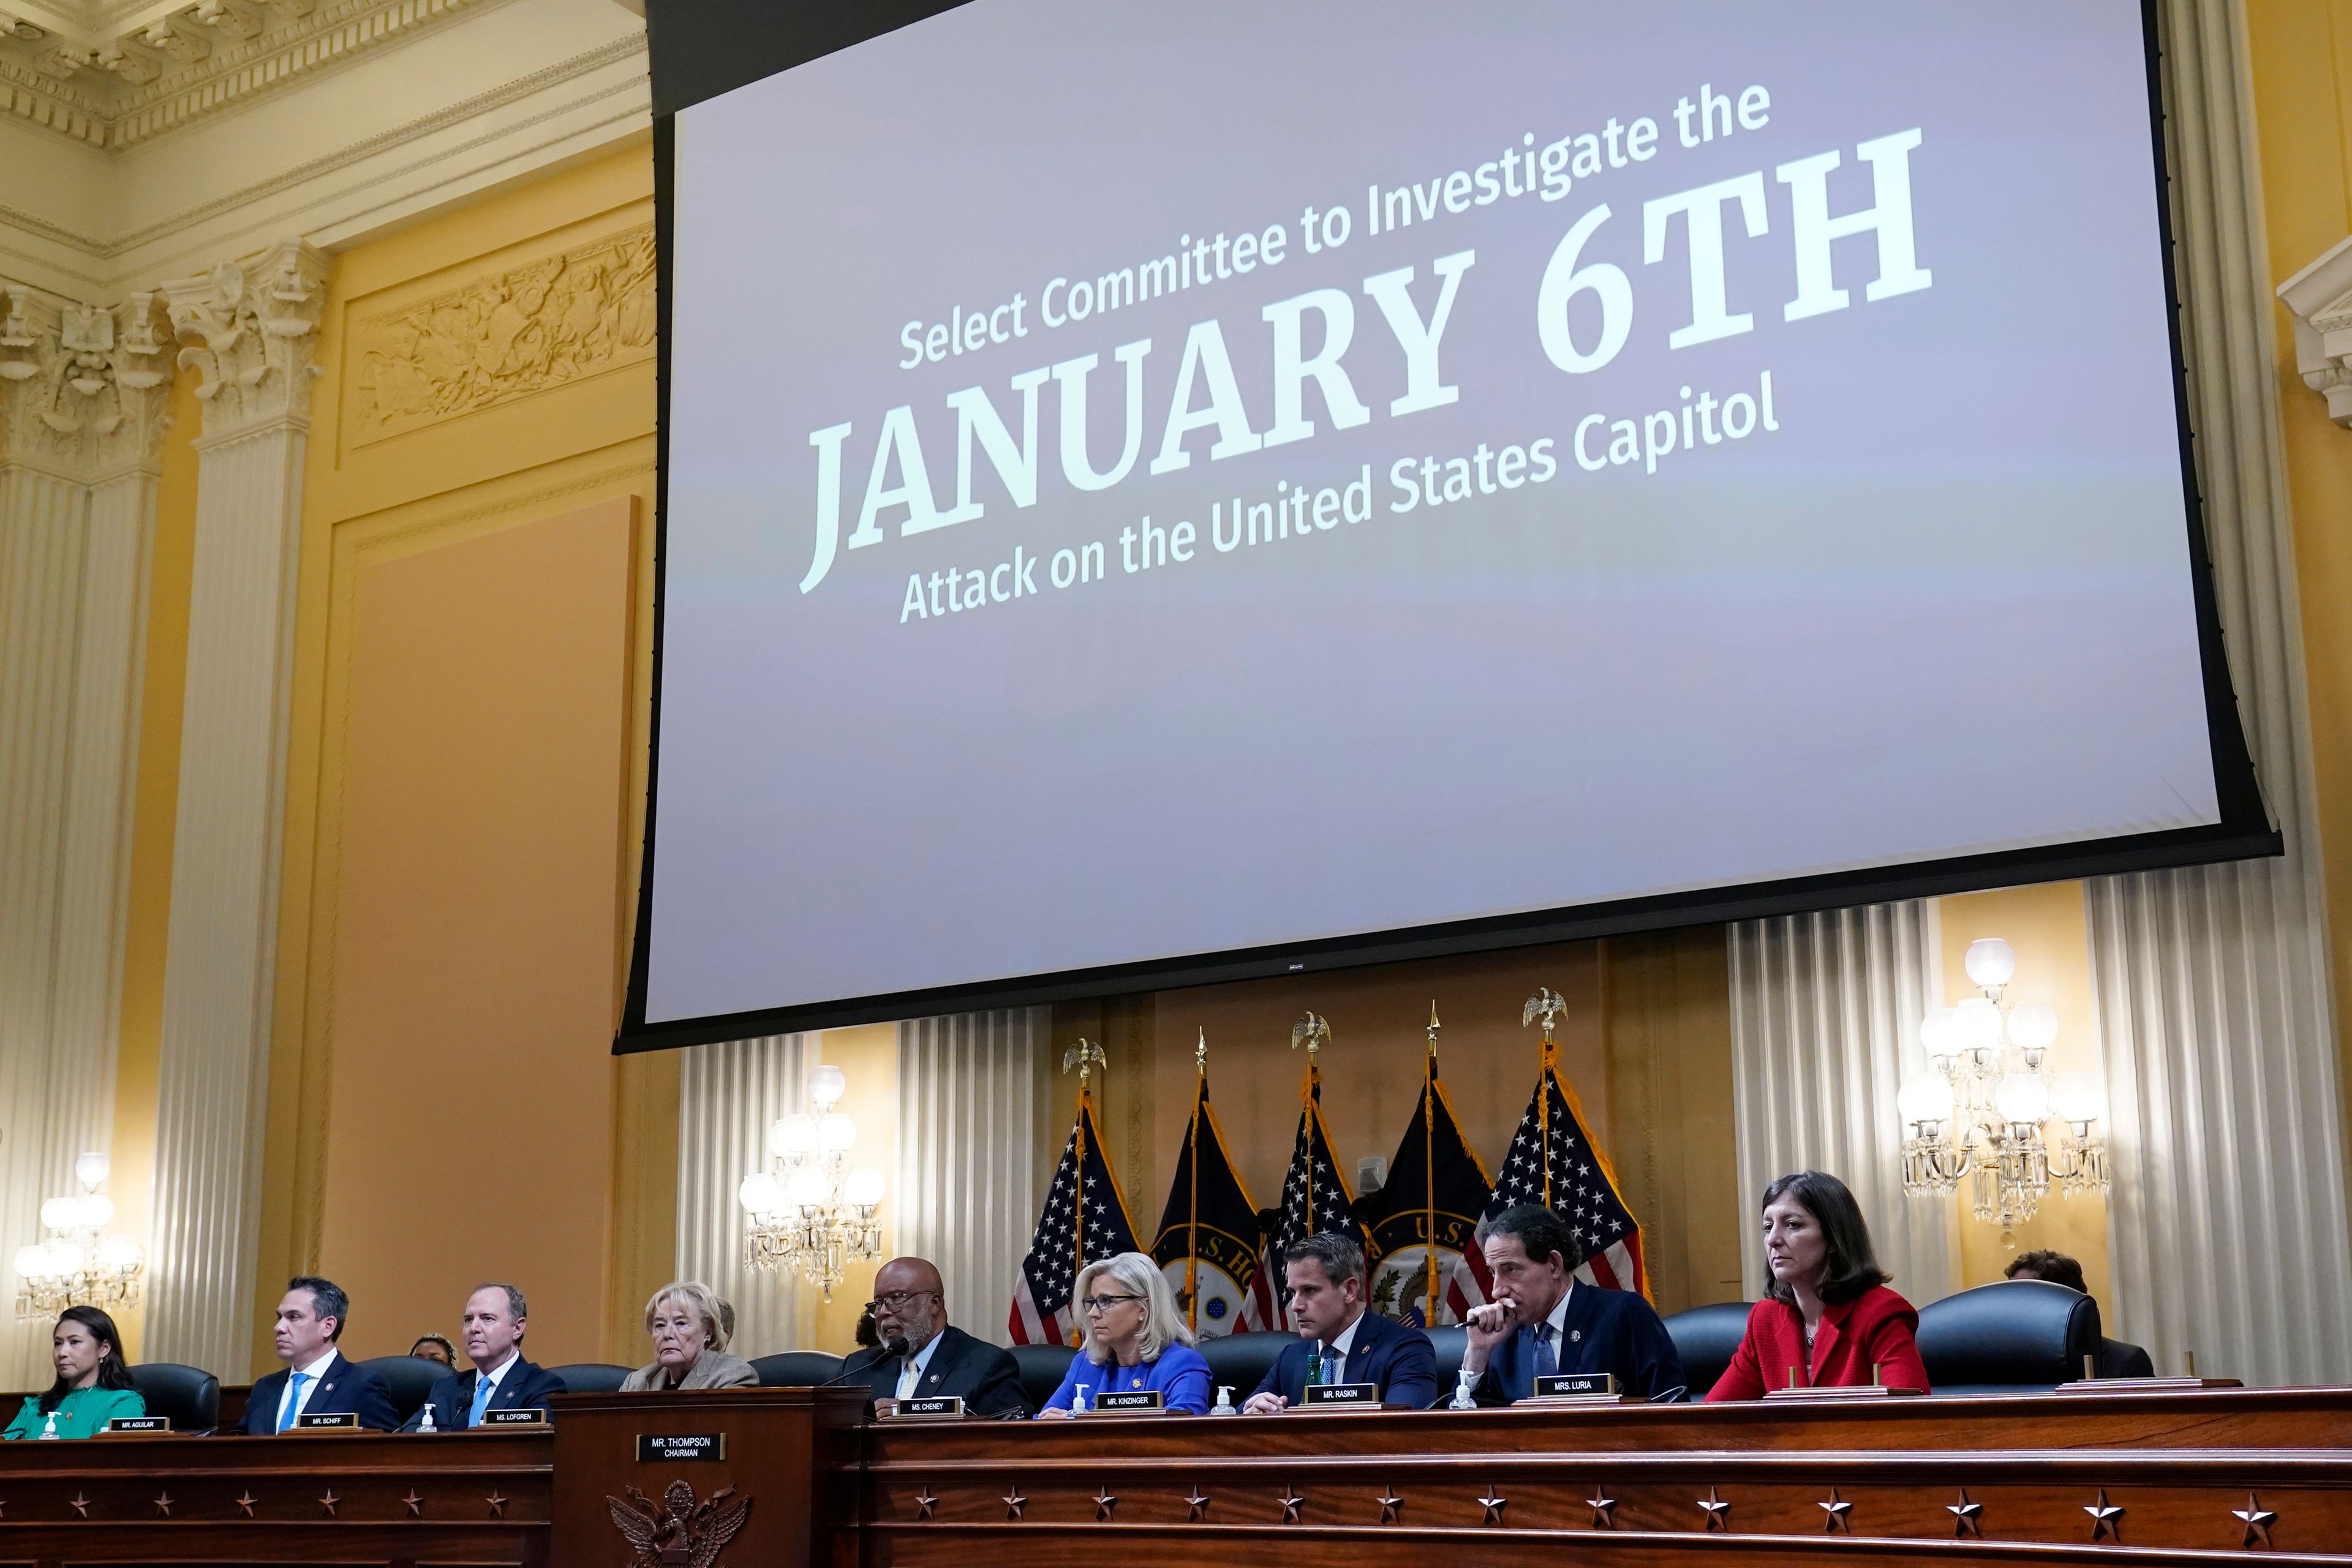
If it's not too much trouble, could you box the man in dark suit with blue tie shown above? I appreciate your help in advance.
[237,1276,399,1433]
[402,1283,569,1430]
[1461,1206,1687,1404]
[1243,1234,1439,1412]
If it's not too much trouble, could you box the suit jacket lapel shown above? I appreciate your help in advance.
[1811,1300,1850,1380]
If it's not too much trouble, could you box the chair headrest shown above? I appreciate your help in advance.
[543,1362,631,1395]
[748,1351,843,1386]
[1916,1279,2101,1388]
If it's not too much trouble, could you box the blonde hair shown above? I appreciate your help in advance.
[1076,1251,1194,1365]
[643,1281,730,1351]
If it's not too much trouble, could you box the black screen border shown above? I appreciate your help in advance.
[620,0,2277,1053]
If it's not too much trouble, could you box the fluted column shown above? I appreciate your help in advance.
[675,1034,812,1359]
[0,287,170,1387]
[2083,0,2352,1388]
[896,1010,1041,1341]
[1728,902,1956,1306]
[145,241,328,1377]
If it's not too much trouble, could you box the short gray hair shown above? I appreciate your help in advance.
[1076,1251,1193,1365]
[473,1282,527,1332]
[1283,1232,1365,1287]
[644,1281,729,1350]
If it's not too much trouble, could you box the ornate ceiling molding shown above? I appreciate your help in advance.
[0,0,502,149]
[2279,235,2352,431]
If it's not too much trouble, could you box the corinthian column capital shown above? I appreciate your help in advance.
[0,283,176,480]
[161,237,331,445]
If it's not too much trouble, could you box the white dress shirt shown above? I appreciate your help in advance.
[1321,1313,1366,1384]
[275,1348,340,1428]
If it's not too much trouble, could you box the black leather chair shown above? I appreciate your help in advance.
[127,1362,219,1433]
[1009,1343,1074,1411]
[1198,1330,1292,1402]
[1915,1278,2101,1394]
[358,1355,449,1424]
[545,1362,631,1395]
[1422,1324,1468,1393]
[1662,1301,1754,1400]
[750,1351,844,1387]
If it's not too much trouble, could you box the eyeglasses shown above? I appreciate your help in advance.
[1080,1294,1144,1313]
[863,1290,938,1314]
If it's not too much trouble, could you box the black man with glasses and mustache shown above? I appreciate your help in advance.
[836,1257,1031,1417]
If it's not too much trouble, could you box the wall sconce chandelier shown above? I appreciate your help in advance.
[736,1065,884,1297]
[13,1152,143,1322]
[1899,939,2111,1242]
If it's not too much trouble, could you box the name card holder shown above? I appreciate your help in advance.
[638,1433,726,1461]
[2060,1353,2241,1394]
[1515,1373,1624,1406]
[478,1408,549,1427]
[1087,1390,1165,1414]
[294,1411,361,1431]
[881,1396,967,1420]
[1298,1382,1380,1409]
[101,1415,172,1435]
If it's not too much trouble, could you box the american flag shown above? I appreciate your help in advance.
[1263,1057,1368,1329]
[1452,1057,1649,1306]
[1009,1090,1142,1346]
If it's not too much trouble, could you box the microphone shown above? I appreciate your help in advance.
[821,1337,909,1387]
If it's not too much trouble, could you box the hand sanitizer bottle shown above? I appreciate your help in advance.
[1449,1368,1479,1411]
[418,1403,437,1433]
[1072,1383,1090,1414]
[1209,1385,1237,1416]
[38,1409,59,1439]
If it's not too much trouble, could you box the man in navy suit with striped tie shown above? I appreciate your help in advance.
[238,1277,398,1433]
[1461,1206,1687,1404]
[1243,1234,1439,1411]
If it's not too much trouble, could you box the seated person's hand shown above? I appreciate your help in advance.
[1036,1405,1074,1420]
[872,1397,898,1418]
[1241,1391,1287,1415]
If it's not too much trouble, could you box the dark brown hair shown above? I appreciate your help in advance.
[2004,1249,2087,1295]
[40,1305,134,1414]
[1760,1170,1890,1307]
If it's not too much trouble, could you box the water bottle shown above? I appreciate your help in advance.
[1305,1348,1323,1388]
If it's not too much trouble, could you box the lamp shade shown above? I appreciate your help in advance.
[818,1111,858,1152]
[2051,1071,2105,1124]
[12,1245,41,1280]
[2008,1002,2059,1052]
[43,1238,85,1276]
[807,1063,848,1108]
[95,1235,142,1272]
[1994,1072,2050,1125]
[1918,1007,1961,1061]
[1954,997,2004,1053]
[739,1172,785,1215]
[39,1197,75,1232]
[845,1166,886,1206]
[75,1194,114,1231]
[770,1113,816,1158]
[74,1151,110,1189]
[1897,1077,1954,1125]
[1964,937,2018,989]
[785,1166,830,1208]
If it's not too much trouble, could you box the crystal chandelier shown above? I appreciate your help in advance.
[13,1153,144,1322]
[737,1065,885,1297]
[1898,938,2111,1242]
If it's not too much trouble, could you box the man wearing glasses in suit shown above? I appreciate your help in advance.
[835,1257,1031,1417]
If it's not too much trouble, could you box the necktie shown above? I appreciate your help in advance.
[470,1373,494,1427]
[1324,1343,1343,1385]
[277,1371,311,1433]
[1532,1324,1558,1379]
[895,1352,919,1400]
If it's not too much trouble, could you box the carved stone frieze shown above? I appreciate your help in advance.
[162,236,329,442]
[347,223,654,445]
[0,281,173,477]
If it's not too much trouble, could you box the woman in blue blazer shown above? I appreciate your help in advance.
[1036,1251,1212,1415]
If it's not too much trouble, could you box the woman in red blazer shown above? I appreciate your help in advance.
[1706,1170,1930,1400]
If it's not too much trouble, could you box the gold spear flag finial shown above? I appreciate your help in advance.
[1291,1012,1330,1059]
[1195,1027,1208,1076]
[1062,1038,1106,1090]
[1427,1000,1441,1046]
[1523,987,1567,1045]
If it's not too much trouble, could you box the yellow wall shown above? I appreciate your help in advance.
[2250,0,2352,1142]
[254,140,675,1371]
[1935,885,2114,1303]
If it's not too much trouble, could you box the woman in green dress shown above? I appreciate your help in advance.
[2,1305,143,1439]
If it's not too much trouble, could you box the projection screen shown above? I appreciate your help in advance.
[625,0,2272,1048]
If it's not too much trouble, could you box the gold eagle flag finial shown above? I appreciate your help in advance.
[1523,987,1567,1045]
[1062,1038,1106,1090]
[1291,1012,1330,1059]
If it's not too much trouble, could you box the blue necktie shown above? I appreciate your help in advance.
[277,1371,311,1433]
[1323,1343,1343,1385]
[1532,1324,1558,1380]
[469,1374,494,1428]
